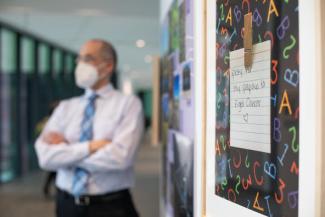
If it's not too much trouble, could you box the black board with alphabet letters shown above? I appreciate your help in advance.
[215,0,299,216]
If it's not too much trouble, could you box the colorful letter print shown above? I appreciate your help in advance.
[215,0,299,216]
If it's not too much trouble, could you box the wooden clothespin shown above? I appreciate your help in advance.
[244,13,253,71]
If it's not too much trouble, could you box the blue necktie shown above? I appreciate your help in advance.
[72,93,97,196]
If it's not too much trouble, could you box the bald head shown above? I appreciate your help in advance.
[78,39,118,90]
[81,39,117,71]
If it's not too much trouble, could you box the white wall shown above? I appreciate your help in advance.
[299,0,319,216]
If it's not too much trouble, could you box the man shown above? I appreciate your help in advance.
[35,39,143,217]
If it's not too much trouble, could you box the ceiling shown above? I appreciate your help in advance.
[0,0,160,90]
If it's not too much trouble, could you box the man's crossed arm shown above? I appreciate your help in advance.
[35,131,111,171]
[43,131,109,154]
[35,96,144,173]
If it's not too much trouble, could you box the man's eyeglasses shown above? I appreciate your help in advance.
[75,55,97,64]
[75,55,112,64]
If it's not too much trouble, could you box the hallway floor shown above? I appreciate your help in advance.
[0,143,160,217]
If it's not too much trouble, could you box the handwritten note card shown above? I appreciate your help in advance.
[230,40,271,153]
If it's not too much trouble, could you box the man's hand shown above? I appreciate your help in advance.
[89,140,111,154]
[43,132,68,145]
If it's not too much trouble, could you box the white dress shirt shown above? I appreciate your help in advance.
[35,84,144,195]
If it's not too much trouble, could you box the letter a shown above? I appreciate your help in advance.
[279,90,292,115]
[253,192,265,212]
[226,7,233,26]
[267,0,279,22]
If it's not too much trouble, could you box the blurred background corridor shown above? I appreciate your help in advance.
[0,0,160,216]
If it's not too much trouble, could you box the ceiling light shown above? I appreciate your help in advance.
[136,39,146,48]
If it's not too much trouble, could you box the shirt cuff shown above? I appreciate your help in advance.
[71,141,90,159]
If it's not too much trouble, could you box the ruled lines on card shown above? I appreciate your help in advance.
[230,40,271,153]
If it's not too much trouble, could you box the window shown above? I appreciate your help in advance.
[1,29,17,73]
[0,28,19,182]
[38,43,50,74]
[53,49,63,75]
[21,37,35,74]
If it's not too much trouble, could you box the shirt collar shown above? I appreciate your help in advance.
[84,83,114,99]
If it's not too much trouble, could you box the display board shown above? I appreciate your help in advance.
[206,0,300,216]
[160,0,195,216]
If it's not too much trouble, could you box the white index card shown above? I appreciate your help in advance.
[230,40,271,153]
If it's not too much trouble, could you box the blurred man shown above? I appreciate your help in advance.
[35,39,143,217]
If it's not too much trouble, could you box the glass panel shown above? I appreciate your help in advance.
[38,43,50,74]
[53,49,63,75]
[21,37,35,74]
[53,49,63,100]
[21,37,37,172]
[0,29,19,182]
[65,54,74,73]
[38,43,52,126]
[1,29,17,73]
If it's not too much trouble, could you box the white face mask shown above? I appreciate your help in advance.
[75,62,104,89]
